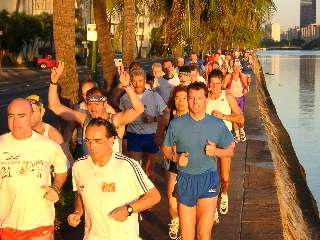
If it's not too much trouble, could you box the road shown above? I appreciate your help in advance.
[0,59,156,133]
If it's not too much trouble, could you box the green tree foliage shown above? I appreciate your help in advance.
[154,0,276,54]
[0,10,53,64]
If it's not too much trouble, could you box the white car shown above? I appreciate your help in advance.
[114,53,122,67]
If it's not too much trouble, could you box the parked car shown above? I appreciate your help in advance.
[114,52,122,67]
[37,55,57,69]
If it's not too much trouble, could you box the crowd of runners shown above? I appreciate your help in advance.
[0,49,254,240]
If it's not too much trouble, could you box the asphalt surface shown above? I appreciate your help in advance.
[0,59,156,133]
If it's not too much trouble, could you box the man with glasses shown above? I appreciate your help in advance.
[68,118,161,239]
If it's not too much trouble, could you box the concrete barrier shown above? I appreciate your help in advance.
[253,58,320,239]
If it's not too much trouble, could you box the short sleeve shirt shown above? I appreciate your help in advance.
[72,152,154,240]
[156,75,180,103]
[120,89,167,134]
[163,114,233,175]
[0,132,68,230]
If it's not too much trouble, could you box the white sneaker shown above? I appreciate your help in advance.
[168,218,179,239]
[214,208,220,224]
[220,193,229,214]
[240,129,246,142]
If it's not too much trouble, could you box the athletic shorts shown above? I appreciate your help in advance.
[175,169,220,207]
[236,96,245,112]
[169,160,178,174]
[126,132,159,153]
[0,225,54,240]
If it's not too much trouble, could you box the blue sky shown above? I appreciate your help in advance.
[271,0,300,31]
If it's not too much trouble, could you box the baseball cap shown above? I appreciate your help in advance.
[26,95,44,109]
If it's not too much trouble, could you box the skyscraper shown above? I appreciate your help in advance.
[300,0,316,27]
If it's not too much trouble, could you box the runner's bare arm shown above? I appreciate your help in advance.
[206,141,235,158]
[154,110,170,146]
[162,145,175,161]
[224,93,244,124]
[112,71,144,127]
[109,187,161,222]
[67,193,84,227]
[48,62,86,125]
[222,74,231,89]
[48,125,74,165]
[130,187,161,212]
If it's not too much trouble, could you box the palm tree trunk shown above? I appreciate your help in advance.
[93,0,116,91]
[122,0,136,68]
[192,0,201,54]
[53,0,79,105]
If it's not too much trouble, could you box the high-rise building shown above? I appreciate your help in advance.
[0,0,53,15]
[300,0,316,27]
[265,22,281,42]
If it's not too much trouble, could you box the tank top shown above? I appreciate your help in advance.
[206,90,232,131]
[229,75,244,97]
[77,101,88,144]
[82,115,122,154]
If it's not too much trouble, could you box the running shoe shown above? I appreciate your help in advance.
[214,208,220,224]
[168,218,179,239]
[234,135,240,143]
[220,193,229,215]
[240,129,246,142]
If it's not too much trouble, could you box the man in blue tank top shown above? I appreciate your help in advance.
[162,82,235,240]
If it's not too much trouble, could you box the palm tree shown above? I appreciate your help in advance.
[53,0,79,105]
[93,0,117,91]
[122,0,136,68]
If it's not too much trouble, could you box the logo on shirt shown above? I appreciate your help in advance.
[102,182,116,192]
[208,188,217,193]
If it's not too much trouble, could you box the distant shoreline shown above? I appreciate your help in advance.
[259,47,320,51]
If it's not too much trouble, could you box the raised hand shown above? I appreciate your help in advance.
[51,61,64,84]
[205,140,216,157]
[119,70,131,88]
[176,152,189,167]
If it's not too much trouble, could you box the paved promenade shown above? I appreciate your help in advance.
[138,75,284,240]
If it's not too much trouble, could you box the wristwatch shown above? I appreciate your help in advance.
[126,205,134,216]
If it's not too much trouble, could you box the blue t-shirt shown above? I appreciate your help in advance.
[240,59,253,74]
[164,114,233,175]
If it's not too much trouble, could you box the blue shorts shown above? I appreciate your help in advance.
[175,169,220,207]
[126,132,159,153]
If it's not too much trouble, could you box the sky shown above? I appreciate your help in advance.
[271,0,300,31]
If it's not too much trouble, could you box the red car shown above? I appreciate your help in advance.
[37,55,57,69]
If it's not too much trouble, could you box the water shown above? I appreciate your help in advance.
[257,50,320,209]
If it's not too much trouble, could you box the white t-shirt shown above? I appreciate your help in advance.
[206,90,232,131]
[0,132,68,230]
[156,75,180,103]
[197,75,206,83]
[72,152,154,240]
[120,89,167,134]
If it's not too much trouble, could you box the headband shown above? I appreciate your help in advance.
[86,95,107,102]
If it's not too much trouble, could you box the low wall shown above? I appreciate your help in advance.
[253,58,320,239]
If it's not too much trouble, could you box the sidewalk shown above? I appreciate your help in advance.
[139,75,283,239]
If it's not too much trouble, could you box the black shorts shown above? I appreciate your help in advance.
[169,160,178,174]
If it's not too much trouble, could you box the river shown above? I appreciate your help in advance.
[257,50,320,209]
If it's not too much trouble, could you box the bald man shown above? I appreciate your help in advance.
[0,98,68,240]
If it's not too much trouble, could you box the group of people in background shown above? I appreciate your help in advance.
[0,49,253,240]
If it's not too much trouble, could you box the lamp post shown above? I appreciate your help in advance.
[89,0,97,83]
[0,30,3,73]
